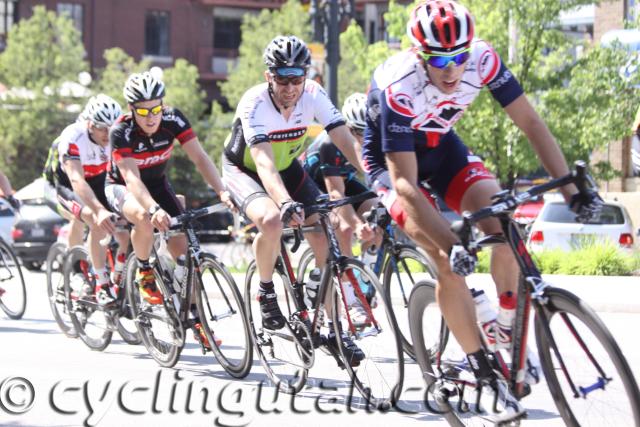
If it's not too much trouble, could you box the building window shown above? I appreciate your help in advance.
[145,10,170,57]
[57,3,83,37]
[213,17,241,50]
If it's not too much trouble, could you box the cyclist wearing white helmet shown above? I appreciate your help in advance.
[44,93,125,306]
[105,70,231,349]
[300,93,379,326]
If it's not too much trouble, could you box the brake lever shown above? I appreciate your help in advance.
[291,226,304,253]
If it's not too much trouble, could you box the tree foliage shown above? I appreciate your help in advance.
[0,6,85,188]
[93,48,150,106]
[219,0,312,108]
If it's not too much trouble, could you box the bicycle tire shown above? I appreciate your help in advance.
[114,257,141,345]
[194,252,252,378]
[63,246,112,351]
[244,259,308,394]
[295,247,314,284]
[332,258,404,410]
[408,279,462,426]
[0,237,26,319]
[46,242,77,337]
[124,253,182,367]
[382,244,437,358]
[535,287,640,427]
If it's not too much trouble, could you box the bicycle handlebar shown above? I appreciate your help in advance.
[452,161,595,249]
[169,203,229,230]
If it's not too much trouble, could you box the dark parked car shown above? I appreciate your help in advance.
[12,201,67,271]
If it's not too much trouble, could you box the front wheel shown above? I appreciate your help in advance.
[535,287,640,427]
[0,238,27,320]
[193,253,252,378]
[46,242,76,337]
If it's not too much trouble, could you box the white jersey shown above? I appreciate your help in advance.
[57,121,110,179]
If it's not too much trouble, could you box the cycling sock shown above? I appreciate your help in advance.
[137,258,151,271]
[467,349,493,380]
[259,281,274,292]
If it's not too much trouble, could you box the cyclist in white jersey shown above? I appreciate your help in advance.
[53,95,126,305]
[362,1,603,421]
[222,35,366,363]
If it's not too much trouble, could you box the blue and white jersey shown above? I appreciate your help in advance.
[362,38,523,178]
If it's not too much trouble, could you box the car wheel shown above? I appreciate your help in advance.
[24,261,43,271]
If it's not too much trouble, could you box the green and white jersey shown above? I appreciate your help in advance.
[224,80,345,172]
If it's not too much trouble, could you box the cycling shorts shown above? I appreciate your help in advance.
[104,177,184,217]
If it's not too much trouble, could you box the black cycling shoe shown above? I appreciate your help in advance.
[327,331,365,367]
[258,289,286,330]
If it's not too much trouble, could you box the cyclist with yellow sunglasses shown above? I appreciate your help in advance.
[104,71,231,347]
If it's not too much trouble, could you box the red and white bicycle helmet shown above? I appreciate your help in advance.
[407,0,474,54]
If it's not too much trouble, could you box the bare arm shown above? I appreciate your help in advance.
[117,157,157,211]
[324,175,362,230]
[0,171,13,197]
[328,125,364,174]
[504,94,577,200]
[250,142,292,206]
[181,137,226,194]
[64,159,109,214]
[387,151,458,251]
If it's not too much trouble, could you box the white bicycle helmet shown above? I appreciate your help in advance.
[342,93,368,131]
[85,94,122,127]
[263,35,311,69]
[123,71,166,104]
[407,0,474,53]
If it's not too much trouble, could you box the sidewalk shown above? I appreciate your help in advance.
[466,273,640,313]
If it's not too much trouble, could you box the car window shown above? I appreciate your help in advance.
[19,204,62,221]
[541,202,625,225]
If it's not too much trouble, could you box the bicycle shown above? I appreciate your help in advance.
[124,203,252,378]
[297,202,437,359]
[244,192,404,409]
[408,161,640,426]
[0,235,26,319]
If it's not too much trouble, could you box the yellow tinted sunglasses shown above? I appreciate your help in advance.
[134,103,163,117]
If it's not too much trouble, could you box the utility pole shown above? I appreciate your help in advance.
[310,0,355,105]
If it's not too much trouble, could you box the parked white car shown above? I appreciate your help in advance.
[527,199,636,252]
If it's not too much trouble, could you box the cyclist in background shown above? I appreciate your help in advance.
[48,94,125,305]
[222,35,365,362]
[300,92,378,325]
[105,71,231,348]
[363,1,603,421]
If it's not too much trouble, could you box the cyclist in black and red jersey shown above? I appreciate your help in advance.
[105,71,231,348]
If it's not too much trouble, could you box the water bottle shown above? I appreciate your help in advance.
[361,245,378,270]
[471,288,497,351]
[304,268,321,309]
[496,291,516,350]
[173,255,187,292]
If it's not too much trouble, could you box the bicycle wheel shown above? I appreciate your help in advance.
[295,247,314,284]
[194,252,252,378]
[408,279,465,427]
[535,287,640,427]
[63,246,112,351]
[0,238,26,319]
[245,259,308,394]
[114,265,141,345]
[46,242,77,337]
[382,244,437,358]
[124,253,182,367]
[332,258,404,410]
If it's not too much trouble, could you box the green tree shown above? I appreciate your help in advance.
[383,0,637,186]
[338,21,394,105]
[0,6,86,188]
[93,48,150,106]
[162,59,210,201]
[219,0,312,107]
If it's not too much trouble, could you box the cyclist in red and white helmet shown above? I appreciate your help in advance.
[362,1,603,421]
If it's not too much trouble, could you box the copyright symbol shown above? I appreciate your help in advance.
[0,377,35,414]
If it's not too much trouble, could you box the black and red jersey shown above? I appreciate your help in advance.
[107,107,195,185]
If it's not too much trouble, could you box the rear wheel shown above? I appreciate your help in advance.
[0,238,26,320]
[46,242,77,337]
[124,253,182,367]
[193,253,252,378]
[63,246,112,351]
[535,287,640,427]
